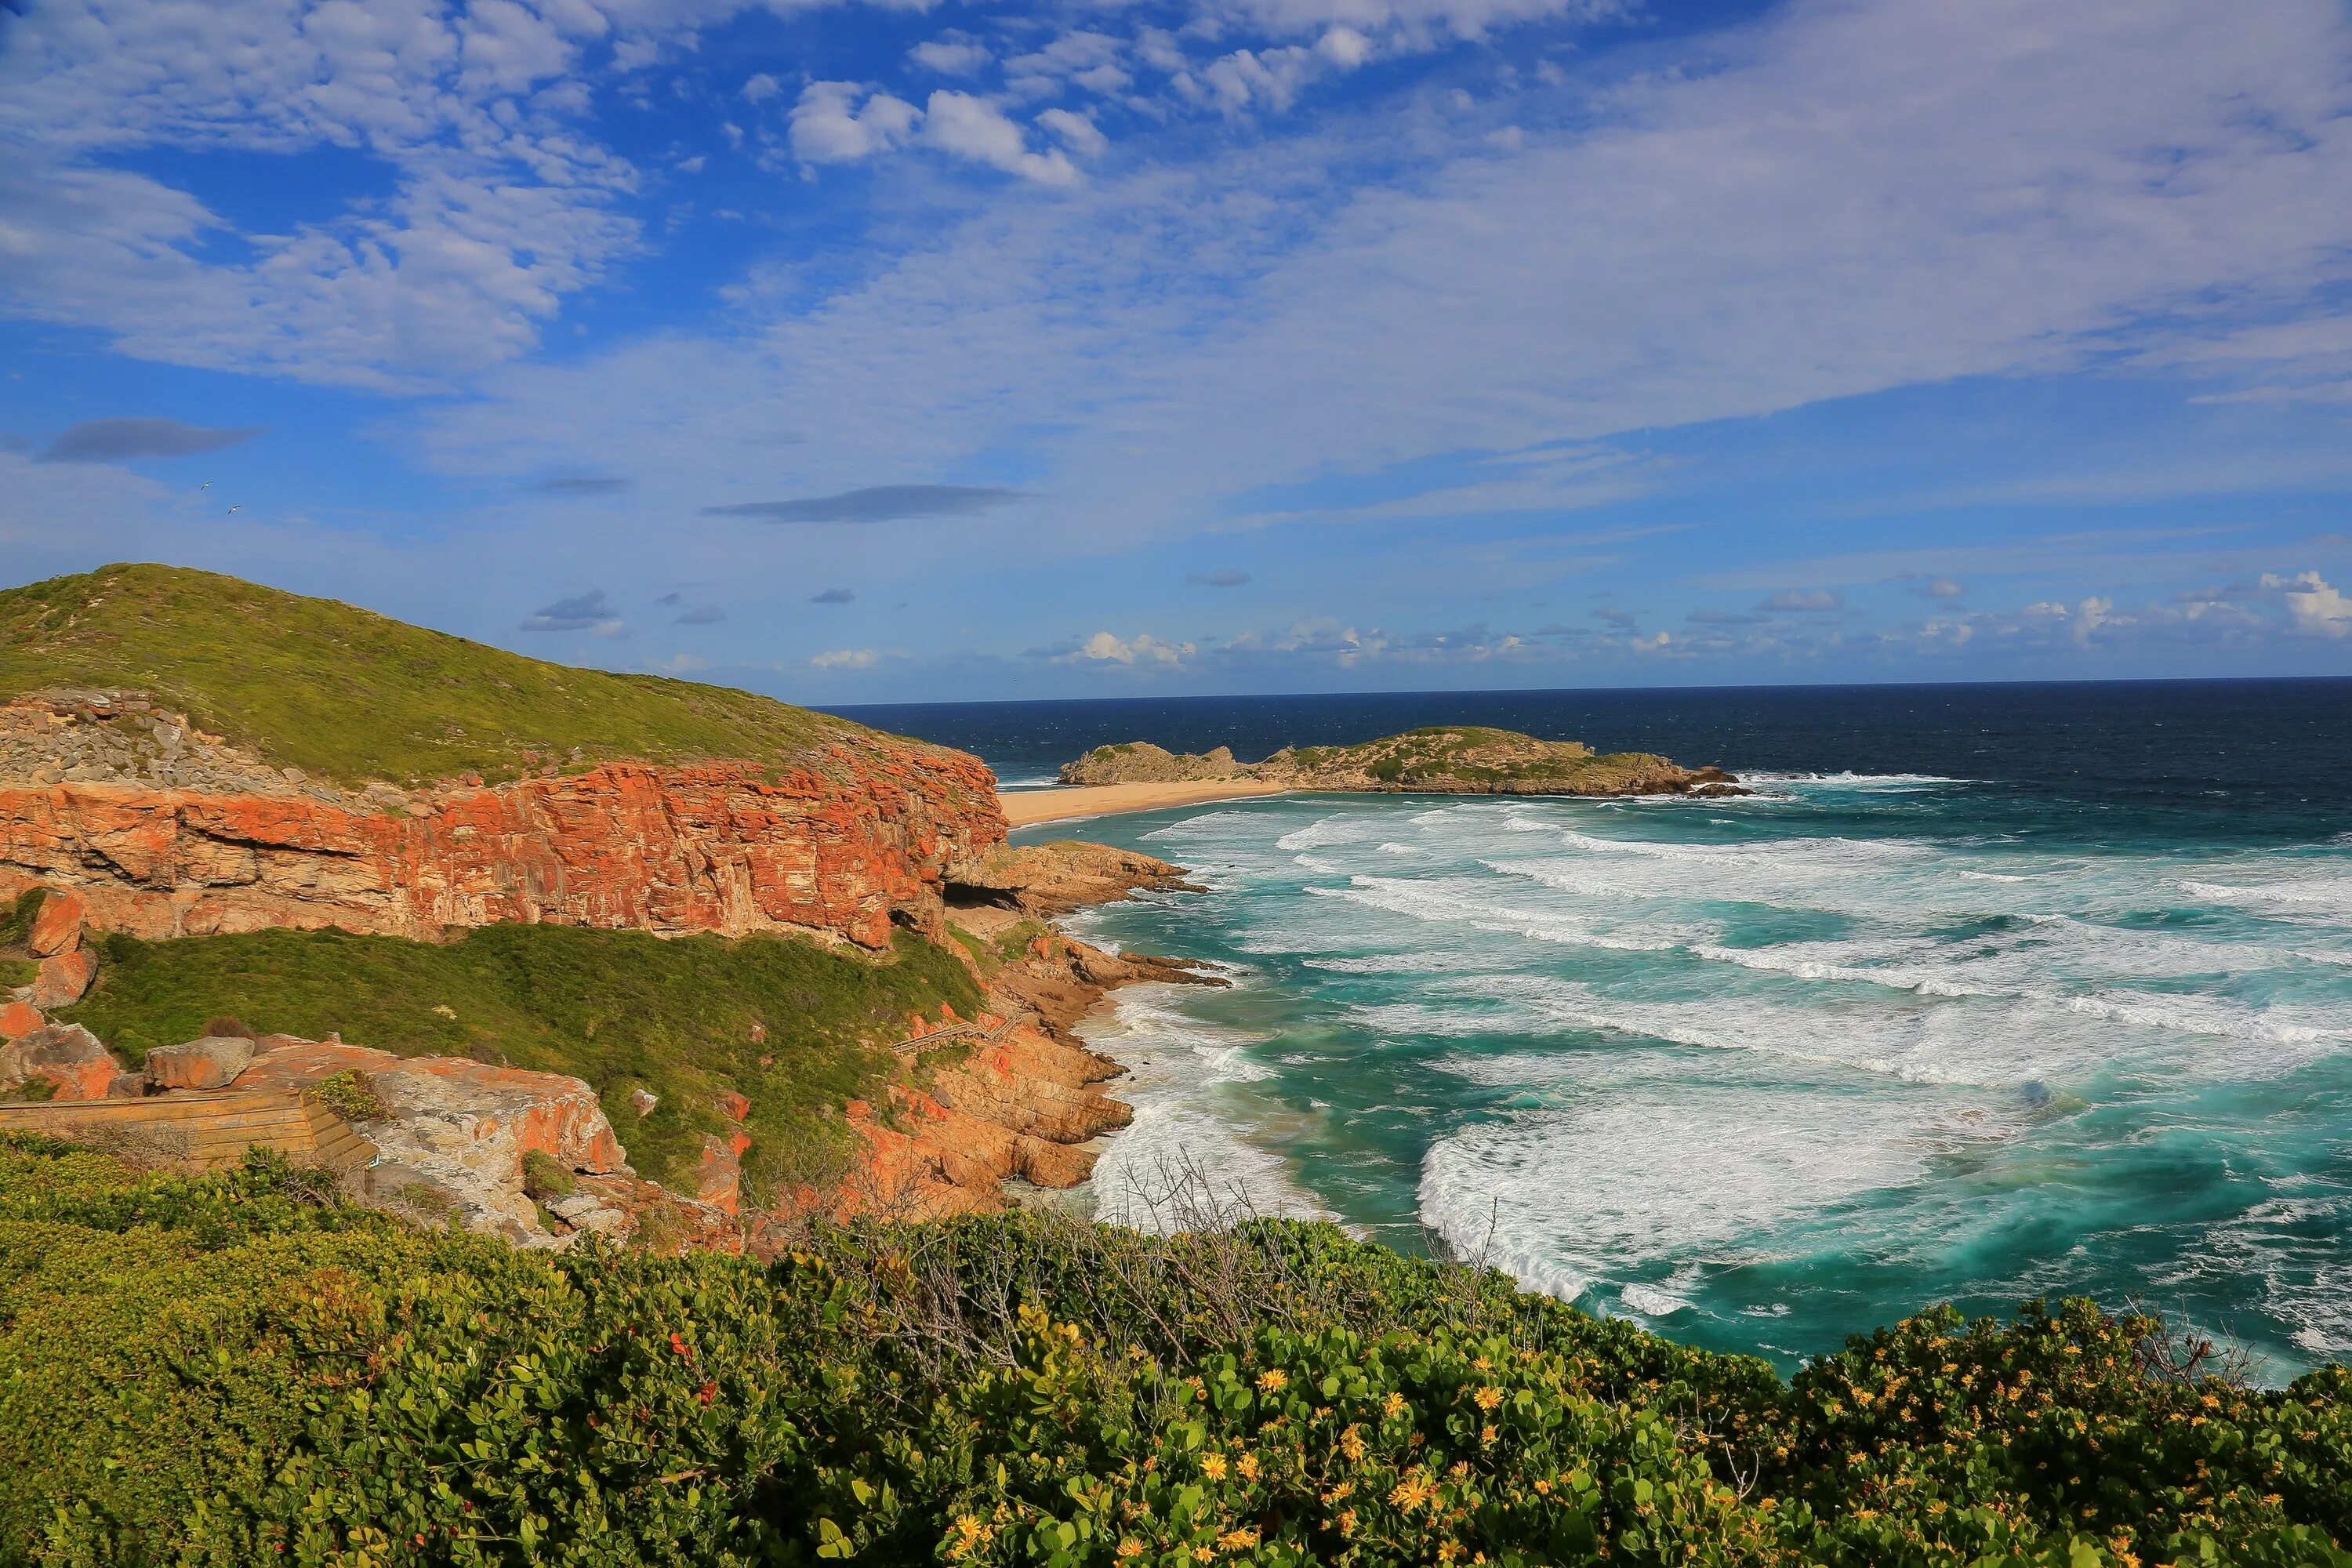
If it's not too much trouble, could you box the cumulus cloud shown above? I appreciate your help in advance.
[910,36,992,76]
[1187,568,1250,586]
[520,589,620,633]
[38,417,263,462]
[811,648,879,669]
[1760,589,1846,613]
[919,93,1080,185]
[1036,108,1108,159]
[811,586,855,603]
[2263,570,2352,637]
[702,485,1024,523]
[1065,630,1195,666]
[789,82,921,164]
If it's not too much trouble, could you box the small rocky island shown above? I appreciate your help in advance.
[1060,725,1745,797]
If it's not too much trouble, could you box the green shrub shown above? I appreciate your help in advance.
[0,1138,2344,1568]
[306,1069,387,1124]
[521,1149,576,1200]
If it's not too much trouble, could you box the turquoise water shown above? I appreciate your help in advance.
[1015,776,2352,1377]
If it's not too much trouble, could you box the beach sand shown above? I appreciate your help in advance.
[998,779,1291,827]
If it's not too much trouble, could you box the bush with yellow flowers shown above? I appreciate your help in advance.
[2,1135,2347,1568]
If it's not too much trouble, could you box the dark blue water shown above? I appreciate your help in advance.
[834,681,2352,1375]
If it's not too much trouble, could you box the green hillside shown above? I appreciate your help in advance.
[57,922,980,1196]
[0,563,877,788]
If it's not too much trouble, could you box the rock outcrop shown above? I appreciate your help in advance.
[236,1036,633,1243]
[1061,727,1744,798]
[0,696,1007,950]
[143,1034,256,1091]
[0,1023,135,1102]
[953,840,1204,919]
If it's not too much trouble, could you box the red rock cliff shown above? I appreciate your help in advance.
[0,746,1007,949]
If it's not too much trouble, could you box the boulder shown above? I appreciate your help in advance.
[0,1024,129,1101]
[27,891,85,956]
[0,1001,43,1041]
[27,951,96,1009]
[145,1035,256,1091]
[696,1130,753,1214]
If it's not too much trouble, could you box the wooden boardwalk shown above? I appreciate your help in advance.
[891,1016,1020,1059]
[0,1090,370,1173]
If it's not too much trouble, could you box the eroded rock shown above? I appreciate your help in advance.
[0,1024,131,1102]
[145,1035,256,1091]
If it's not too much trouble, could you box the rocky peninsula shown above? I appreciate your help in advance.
[1059,724,1745,797]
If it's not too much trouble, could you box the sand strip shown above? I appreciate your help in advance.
[998,779,1291,827]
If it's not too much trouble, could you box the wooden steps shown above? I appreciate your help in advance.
[0,1089,374,1173]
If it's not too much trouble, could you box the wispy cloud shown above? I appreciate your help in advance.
[38,417,263,462]
[702,485,1025,524]
[520,589,621,633]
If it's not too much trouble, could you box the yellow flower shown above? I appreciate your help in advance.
[1390,1473,1436,1512]
[1257,1368,1289,1392]
[1218,1529,1261,1552]
[1480,1425,1497,1444]
[1236,1453,1260,1481]
[1439,1542,1462,1563]
[1340,1425,1367,1461]
[1338,1508,1359,1537]
[1192,1548,1214,1563]
[1117,1541,1146,1559]
[1200,1453,1229,1481]
[1383,1392,1409,1419]
[1472,1386,1503,1412]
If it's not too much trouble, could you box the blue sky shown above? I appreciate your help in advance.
[2,0,2350,703]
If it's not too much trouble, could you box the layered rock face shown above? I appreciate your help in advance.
[0,697,1006,949]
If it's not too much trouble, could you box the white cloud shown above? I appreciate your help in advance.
[2263,570,2352,637]
[788,82,921,164]
[1068,630,1195,665]
[810,647,880,669]
[918,92,1080,185]
[1036,108,1108,159]
[909,37,991,76]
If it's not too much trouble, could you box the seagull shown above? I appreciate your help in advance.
[199,481,210,491]
[226,505,240,515]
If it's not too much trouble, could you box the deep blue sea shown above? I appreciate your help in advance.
[832,681,2352,1376]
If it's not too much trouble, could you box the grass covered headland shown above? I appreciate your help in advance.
[2,1138,2344,1567]
[56,924,980,1196]
[0,564,887,787]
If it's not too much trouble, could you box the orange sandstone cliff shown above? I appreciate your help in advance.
[0,695,1004,949]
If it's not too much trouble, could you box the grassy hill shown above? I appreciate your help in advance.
[56,922,981,1196]
[0,563,875,788]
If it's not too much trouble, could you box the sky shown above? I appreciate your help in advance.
[2,0,2350,704]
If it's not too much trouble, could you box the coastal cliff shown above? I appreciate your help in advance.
[1,694,1002,950]
[1062,725,1744,797]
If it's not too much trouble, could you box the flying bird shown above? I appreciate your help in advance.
[199,481,210,490]
[226,505,240,515]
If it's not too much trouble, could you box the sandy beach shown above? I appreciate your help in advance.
[997,779,1291,827]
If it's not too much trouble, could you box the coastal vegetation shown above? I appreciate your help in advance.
[1059,728,1739,797]
[56,924,979,1196]
[0,564,886,788]
[2,1134,2345,1566]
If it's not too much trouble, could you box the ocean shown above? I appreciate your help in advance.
[831,681,2352,1377]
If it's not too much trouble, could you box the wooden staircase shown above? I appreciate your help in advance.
[0,1091,372,1173]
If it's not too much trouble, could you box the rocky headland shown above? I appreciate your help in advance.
[0,564,1219,1256]
[1061,725,1745,797]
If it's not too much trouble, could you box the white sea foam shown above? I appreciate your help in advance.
[1073,984,1334,1232]
[1308,876,1693,953]
[1277,816,1377,851]
[1419,1080,2014,1306]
